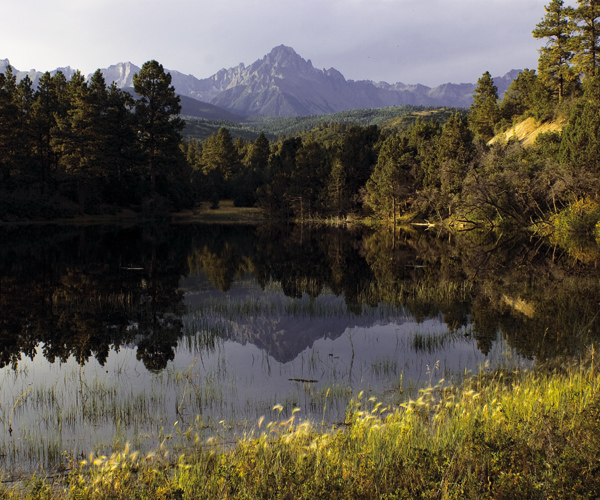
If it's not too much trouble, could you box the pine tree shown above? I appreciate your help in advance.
[328,158,349,218]
[103,83,139,204]
[133,60,184,194]
[30,71,66,193]
[533,0,577,101]
[337,125,380,209]
[12,76,36,185]
[499,69,538,119]
[572,0,600,77]
[0,66,19,184]
[559,75,600,173]
[437,113,474,215]
[249,132,270,171]
[365,135,414,222]
[469,71,501,141]
[289,137,325,220]
[51,71,93,214]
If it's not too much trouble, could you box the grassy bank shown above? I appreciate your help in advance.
[172,201,265,224]
[3,350,599,499]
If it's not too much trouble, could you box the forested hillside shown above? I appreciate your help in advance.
[1,0,600,239]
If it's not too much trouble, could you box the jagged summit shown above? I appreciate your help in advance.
[1,48,519,118]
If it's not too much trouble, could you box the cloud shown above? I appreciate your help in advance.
[2,0,552,86]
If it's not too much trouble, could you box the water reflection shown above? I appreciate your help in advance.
[2,223,600,367]
[0,223,599,470]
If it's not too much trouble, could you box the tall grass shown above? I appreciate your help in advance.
[3,349,598,499]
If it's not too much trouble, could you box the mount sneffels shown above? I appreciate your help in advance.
[1,46,518,118]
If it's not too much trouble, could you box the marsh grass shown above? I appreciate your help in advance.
[3,349,598,499]
[412,329,467,354]
[0,290,493,478]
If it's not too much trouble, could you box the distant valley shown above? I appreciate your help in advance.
[1,46,519,118]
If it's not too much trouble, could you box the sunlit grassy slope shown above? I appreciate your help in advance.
[489,116,566,147]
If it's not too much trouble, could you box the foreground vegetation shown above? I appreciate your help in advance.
[1,350,598,499]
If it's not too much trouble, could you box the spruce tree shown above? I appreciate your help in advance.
[469,71,501,141]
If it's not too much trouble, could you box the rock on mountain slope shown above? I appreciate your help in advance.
[190,46,519,117]
[0,58,78,87]
[2,49,520,118]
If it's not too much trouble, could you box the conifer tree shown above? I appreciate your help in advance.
[103,83,138,204]
[328,158,349,218]
[201,127,239,181]
[469,71,501,141]
[572,0,600,77]
[437,113,474,215]
[30,71,66,193]
[249,132,270,171]
[0,66,19,184]
[289,137,325,220]
[133,60,184,194]
[51,70,94,214]
[11,76,36,185]
[533,0,577,101]
[559,75,600,173]
[499,69,538,119]
[365,135,414,222]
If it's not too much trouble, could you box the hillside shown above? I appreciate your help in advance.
[489,117,565,147]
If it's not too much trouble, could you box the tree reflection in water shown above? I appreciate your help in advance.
[1,223,599,371]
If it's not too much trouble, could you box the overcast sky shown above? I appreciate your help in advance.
[2,0,573,87]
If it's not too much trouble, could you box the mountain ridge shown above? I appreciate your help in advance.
[1,48,520,118]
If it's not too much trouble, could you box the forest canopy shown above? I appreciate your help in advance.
[1,0,600,236]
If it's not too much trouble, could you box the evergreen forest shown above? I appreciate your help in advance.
[1,0,600,240]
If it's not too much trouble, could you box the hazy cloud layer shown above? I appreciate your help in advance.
[3,0,565,86]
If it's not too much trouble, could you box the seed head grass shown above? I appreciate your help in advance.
[1,348,599,499]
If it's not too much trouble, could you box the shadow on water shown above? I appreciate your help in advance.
[0,222,599,471]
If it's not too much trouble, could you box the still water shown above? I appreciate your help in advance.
[0,223,597,472]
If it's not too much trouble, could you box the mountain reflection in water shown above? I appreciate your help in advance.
[0,223,599,470]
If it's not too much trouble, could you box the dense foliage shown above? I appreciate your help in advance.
[0,61,192,219]
[2,1,600,235]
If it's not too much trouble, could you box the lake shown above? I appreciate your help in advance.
[0,222,598,474]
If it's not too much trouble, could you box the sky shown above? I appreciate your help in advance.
[2,0,572,87]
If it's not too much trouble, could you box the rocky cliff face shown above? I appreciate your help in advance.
[0,58,77,88]
[2,49,520,118]
[100,62,140,88]
[194,46,519,117]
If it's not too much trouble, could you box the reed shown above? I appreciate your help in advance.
[2,348,598,499]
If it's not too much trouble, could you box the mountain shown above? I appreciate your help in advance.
[199,46,519,116]
[0,58,78,87]
[136,46,517,117]
[120,85,244,122]
[2,49,520,118]
[0,59,240,121]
